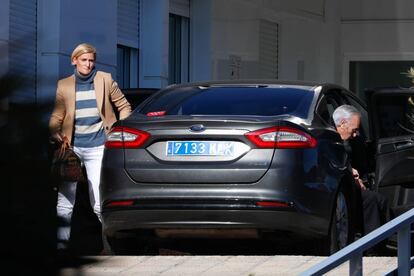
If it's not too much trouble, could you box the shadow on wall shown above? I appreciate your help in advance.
[0,73,58,274]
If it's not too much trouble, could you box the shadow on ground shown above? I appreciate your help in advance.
[0,101,103,275]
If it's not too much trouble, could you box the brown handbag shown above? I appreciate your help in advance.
[51,136,85,182]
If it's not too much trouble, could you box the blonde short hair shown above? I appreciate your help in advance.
[71,43,97,61]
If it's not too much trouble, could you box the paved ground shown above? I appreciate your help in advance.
[57,255,398,276]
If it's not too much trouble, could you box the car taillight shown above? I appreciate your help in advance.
[245,126,317,149]
[255,201,291,208]
[105,127,150,148]
[106,200,134,207]
[147,110,166,116]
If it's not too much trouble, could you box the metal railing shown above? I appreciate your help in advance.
[300,208,414,276]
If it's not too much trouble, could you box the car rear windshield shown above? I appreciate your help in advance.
[138,86,314,118]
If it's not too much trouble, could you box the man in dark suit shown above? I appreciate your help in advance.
[333,104,389,236]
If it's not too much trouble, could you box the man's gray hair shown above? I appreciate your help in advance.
[332,105,361,126]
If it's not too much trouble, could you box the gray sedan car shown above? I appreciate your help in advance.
[101,80,367,255]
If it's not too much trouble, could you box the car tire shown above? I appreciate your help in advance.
[102,233,115,255]
[328,184,356,255]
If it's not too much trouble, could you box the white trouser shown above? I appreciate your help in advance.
[56,145,104,248]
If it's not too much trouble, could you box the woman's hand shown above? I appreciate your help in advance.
[51,132,64,143]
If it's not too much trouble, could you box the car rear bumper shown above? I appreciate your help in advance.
[102,208,329,240]
[100,163,337,241]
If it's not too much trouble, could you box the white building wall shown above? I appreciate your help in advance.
[340,0,414,87]
[210,0,261,80]
[37,0,118,108]
[277,14,324,82]
[5,0,414,111]
[209,0,341,83]
[317,0,341,84]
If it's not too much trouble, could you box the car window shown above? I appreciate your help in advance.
[316,93,341,126]
[139,86,315,118]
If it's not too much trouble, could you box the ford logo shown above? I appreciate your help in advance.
[189,124,205,132]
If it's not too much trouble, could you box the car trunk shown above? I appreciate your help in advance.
[124,117,278,184]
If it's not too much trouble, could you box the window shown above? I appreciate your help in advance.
[117,45,139,89]
[349,61,414,102]
[169,14,189,84]
[259,20,279,79]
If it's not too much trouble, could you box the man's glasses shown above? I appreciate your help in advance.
[351,128,360,136]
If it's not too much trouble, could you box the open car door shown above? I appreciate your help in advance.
[367,87,414,217]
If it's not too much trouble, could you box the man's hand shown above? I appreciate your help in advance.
[352,168,366,190]
[356,177,367,190]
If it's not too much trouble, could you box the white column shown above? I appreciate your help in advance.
[36,0,61,109]
[190,0,212,81]
[318,0,342,84]
[140,0,169,88]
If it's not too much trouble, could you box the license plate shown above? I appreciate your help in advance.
[166,141,234,156]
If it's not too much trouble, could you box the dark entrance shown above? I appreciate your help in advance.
[349,61,414,102]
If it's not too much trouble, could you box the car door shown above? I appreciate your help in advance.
[366,88,414,216]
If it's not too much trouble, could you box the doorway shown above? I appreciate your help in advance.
[349,61,414,102]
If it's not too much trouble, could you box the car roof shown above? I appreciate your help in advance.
[165,79,330,91]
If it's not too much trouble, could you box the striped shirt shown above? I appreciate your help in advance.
[73,69,106,148]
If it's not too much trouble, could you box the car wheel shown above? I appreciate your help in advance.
[328,184,355,254]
